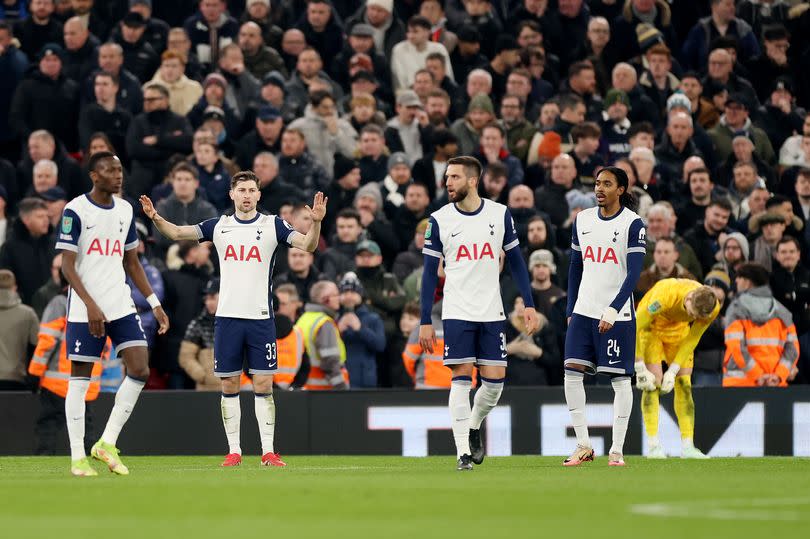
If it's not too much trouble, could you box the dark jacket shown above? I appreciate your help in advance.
[277,151,330,199]
[153,193,218,254]
[355,265,406,337]
[534,182,572,228]
[392,241,422,283]
[113,33,160,84]
[339,303,386,389]
[193,159,231,212]
[322,181,357,237]
[392,205,429,253]
[682,16,760,72]
[626,84,662,130]
[243,46,288,81]
[611,0,678,62]
[159,263,211,374]
[295,15,344,67]
[125,109,193,198]
[182,11,239,71]
[78,103,132,162]
[13,17,63,60]
[683,222,731,277]
[9,70,80,152]
[16,146,86,201]
[259,178,305,216]
[0,45,28,144]
[0,219,53,305]
[62,35,100,83]
[358,154,388,186]
[654,134,703,188]
[234,129,281,170]
[319,239,357,281]
[81,68,143,115]
[276,268,326,304]
[770,263,810,335]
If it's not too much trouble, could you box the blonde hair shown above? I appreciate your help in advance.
[690,286,717,318]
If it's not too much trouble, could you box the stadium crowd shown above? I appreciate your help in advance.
[0,0,809,395]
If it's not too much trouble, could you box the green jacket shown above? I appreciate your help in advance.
[503,119,537,165]
[708,117,775,167]
[644,235,704,282]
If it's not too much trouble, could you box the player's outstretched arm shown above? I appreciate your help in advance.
[60,250,107,338]
[290,192,327,252]
[123,250,170,335]
[140,195,199,241]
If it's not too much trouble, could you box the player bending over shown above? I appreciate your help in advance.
[57,152,169,476]
[634,279,719,459]
[142,171,326,467]
[563,166,645,467]
[419,155,539,471]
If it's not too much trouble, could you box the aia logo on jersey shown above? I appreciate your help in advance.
[224,244,262,262]
[583,245,618,264]
[86,238,123,257]
[455,242,494,262]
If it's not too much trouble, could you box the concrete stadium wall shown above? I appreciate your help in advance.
[1,387,809,456]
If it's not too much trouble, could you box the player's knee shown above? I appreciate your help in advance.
[70,361,94,377]
[127,364,150,380]
[253,375,273,394]
[221,376,240,394]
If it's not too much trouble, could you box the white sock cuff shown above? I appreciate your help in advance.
[451,377,473,389]
[611,376,631,389]
[565,370,585,382]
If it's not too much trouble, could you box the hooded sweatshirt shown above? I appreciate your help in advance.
[0,288,39,383]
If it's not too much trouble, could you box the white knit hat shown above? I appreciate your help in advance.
[367,0,393,13]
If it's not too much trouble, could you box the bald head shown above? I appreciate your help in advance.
[551,153,577,186]
[63,16,89,51]
[238,21,264,55]
[508,185,534,208]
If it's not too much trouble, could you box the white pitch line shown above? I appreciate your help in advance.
[629,498,810,522]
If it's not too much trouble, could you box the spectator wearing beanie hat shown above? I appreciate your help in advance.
[337,270,386,388]
[352,183,400,261]
[380,152,413,220]
[714,231,750,289]
[450,93,495,156]
[187,72,241,135]
[602,89,632,162]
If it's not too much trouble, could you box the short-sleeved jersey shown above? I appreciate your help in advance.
[423,199,519,322]
[196,213,301,319]
[570,206,646,321]
[56,194,139,323]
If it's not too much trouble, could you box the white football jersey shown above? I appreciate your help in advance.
[423,199,519,322]
[197,213,301,319]
[570,206,646,321]
[56,195,139,323]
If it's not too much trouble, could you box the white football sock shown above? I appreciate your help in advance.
[221,393,242,455]
[66,377,90,460]
[470,378,504,429]
[101,376,145,446]
[610,376,633,455]
[449,377,472,458]
[564,370,591,448]
[254,392,276,455]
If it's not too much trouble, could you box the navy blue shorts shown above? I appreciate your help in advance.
[214,316,277,377]
[443,319,507,367]
[66,313,147,362]
[563,313,635,376]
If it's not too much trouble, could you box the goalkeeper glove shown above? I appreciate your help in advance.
[660,363,681,394]
[634,361,657,392]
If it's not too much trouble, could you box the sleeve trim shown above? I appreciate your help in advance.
[55,242,79,252]
[124,240,139,251]
[571,244,581,251]
[627,247,646,254]
[504,238,519,251]
[422,248,442,259]
[194,224,204,241]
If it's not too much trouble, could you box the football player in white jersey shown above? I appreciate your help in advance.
[57,152,169,477]
[419,155,539,471]
[563,166,646,467]
[141,170,326,468]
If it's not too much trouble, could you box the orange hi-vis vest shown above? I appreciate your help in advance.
[273,326,304,389]
[28,295,103,399]
[723,317,799,387]
[402,325,477,389]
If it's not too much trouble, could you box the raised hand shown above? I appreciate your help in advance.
[139,195,157,220]
[307,192,328,222]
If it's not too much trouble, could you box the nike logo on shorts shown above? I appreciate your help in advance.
[608,359,621,365]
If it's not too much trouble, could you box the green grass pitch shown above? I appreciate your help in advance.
[1,456,809,539]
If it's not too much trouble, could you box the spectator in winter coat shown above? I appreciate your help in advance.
[393,183,430,252]
[81,42,144,115]
[354,239,406,338]
[390,15,454,91]
[78,71,133,159]
[681,0,761,72]
[0,22,28,160]
[238,21,287,81]
[344,0,406,59]
[0,198,52,305]
[182,0,239,71]
[337,272,386,388]
[146,50,203,116]
[323,155,360,237]
[295,0,344,68]
[276,127,330,200]
[0,269,39,390]
[10,43,80,152]
[113,12,160,84]
[153,161,217,256]
[61,16,98,83]
[353,184,400,267]
[17,130,85,200]
[393,218,428,284]
[319,208,362,281]
[254,152,304,216]
[356,124,389,186]
[708,93,775,168]
[216,43,260,120]
[474,123,524,187]
[125,82,193,197]
[288,89,358,177]
[13,0,63,60]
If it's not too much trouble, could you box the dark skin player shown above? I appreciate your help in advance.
[60,155,169,380]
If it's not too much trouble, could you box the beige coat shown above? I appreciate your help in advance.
[146,73,203,116]
[178,341,221,391]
